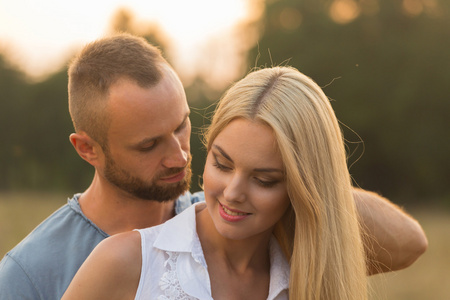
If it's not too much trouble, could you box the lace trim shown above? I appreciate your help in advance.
[158,252,197,300]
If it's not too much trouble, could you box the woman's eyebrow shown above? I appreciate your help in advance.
[253,167,284,173]
[212,145,233,163]
[213,144,284,173]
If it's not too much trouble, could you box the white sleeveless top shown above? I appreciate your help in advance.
[134,202,289,300]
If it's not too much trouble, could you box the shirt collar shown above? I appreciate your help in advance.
[174,192,199,215]
[153,202,205,253]
[153,202,212,299]
[68,193,109,238]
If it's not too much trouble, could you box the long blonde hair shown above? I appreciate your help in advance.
[204,66,367,300]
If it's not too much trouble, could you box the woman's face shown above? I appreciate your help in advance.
[203,118,290,241]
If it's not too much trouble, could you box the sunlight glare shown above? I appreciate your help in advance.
[127,0,251,87]
[329,0,361,24]
[402,0,424,16]
[0,0,251,84]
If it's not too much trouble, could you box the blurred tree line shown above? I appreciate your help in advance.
[0,0,448,206]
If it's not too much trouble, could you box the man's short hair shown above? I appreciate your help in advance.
[68,33,168,147]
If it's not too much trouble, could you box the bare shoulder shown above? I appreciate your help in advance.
[90,231,143,285]
[95,231,143,267]
[62,231,142,300]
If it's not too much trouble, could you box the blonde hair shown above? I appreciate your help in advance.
[205,66,367,299]
[68,33,168,147]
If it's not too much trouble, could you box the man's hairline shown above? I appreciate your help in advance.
[97,62,180,152]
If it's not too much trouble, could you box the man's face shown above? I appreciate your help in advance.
[101,68,192,201]
[103,149,192,202]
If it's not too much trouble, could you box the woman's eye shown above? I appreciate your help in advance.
[212,156,232,171]
[213,161,231,171]
[255,178,278,188]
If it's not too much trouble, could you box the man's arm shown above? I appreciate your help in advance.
[353,188,428,275]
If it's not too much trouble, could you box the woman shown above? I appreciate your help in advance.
[62,66,367,299]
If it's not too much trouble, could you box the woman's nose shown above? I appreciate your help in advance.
[223,174,246,203]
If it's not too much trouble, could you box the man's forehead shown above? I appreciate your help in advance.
[106,79,189,142]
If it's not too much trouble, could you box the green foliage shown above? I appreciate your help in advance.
[0,57,30,190]
[185,79,221,192]
[0,62,92,192]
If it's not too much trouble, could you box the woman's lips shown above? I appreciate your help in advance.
[218,202,250,222]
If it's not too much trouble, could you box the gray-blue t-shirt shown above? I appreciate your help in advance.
[0,192,204,300]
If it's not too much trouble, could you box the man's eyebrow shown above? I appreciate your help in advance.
[212,144,284,173]
[133,112,190,148]
[176,112,190,131]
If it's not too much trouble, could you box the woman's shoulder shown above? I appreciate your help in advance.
[62,231,142,299]
[91,231,142,276]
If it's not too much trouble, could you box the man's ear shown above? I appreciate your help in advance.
[69,132,103,167]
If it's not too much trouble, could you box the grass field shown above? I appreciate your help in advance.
[1,192,449,299]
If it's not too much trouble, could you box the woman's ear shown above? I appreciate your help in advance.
[69,132,103,167]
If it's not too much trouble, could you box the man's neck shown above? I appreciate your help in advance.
[79,177,176,236]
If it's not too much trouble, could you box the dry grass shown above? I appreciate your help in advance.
[0,192,68,256]
[0,193,449,299]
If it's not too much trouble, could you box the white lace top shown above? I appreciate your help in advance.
[134,202,289,300]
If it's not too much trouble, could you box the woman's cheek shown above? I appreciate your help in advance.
[203,164,219,201]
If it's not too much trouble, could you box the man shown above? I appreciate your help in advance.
[0,33,427,300]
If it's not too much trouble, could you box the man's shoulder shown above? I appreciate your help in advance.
[6,197,106,257]
[174,191,205,214]
[0,194,109,299]
[5,203,74,258]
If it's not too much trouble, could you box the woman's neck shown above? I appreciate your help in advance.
[196,206,272,299]
[196,206,272,270]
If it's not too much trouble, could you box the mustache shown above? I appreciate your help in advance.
[157,155,192,178]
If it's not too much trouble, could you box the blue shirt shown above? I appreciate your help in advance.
[0,192,204,300]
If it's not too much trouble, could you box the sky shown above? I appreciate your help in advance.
[0,0,257,85]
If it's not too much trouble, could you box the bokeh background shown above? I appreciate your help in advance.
[1,0,449,298]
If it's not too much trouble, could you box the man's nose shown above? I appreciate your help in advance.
[162,135,188,169]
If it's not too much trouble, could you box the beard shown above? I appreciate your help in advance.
[103,153,192,202]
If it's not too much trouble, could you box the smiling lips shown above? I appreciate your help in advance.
[219,202,250,222]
